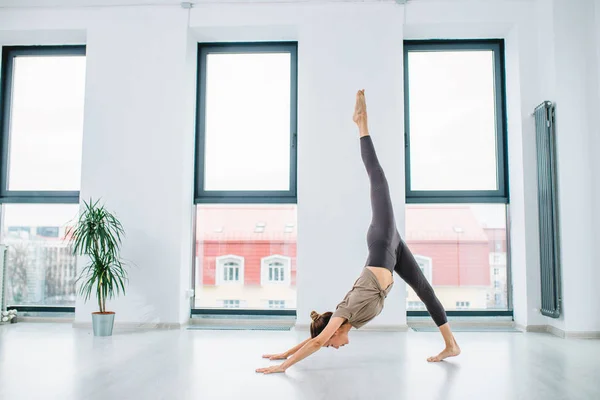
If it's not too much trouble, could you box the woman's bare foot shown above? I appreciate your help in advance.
[428,324,461,362]
[353,89,369,136]
[427,345,461,362]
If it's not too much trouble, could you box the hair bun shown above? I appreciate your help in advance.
[310,311,320,321]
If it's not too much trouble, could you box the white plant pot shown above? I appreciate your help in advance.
[92,312,115,336]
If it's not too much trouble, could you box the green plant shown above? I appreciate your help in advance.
[69,199,127,313]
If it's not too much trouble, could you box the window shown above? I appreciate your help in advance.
[195,43,297,203]
[490,252,506,265]
[193,43,298,313]
[0,46,85,309]
[404,40,507,202]
[215,255,244,285]
[223,300,240,308]
[193,205,297,310]
[2,204,79,306]
[7,226,30,238]
[456,301,471,310]
[223,262,240,282]
[495,293,502,304]
[270,263,284,281]
[493,268,500,276]
[405,204,508,311]
[0,46,85,202]
[494,280,501,289]
[408,301,426,310]
[414,255,433,283]
[261,255,291,285]
[404,40,510,315]
[268,300,285,309]
[36,227,59,238]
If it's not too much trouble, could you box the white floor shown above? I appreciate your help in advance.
[1,323,599,400]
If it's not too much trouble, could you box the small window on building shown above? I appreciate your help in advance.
[216,255,244,285]
[408,301,426,310]
[261,255,291,285]
[268,300,285,309]
[414,255,433,283]
[36,226,59,238]
[223,300,240,308]
[456,301,471,310]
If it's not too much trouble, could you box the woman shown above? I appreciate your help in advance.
[256,90,460,375]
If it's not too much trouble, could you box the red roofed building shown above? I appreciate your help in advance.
[194,204,507,311]
[195,205,298,309]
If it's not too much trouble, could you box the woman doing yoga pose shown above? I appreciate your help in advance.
[256,90,460,375]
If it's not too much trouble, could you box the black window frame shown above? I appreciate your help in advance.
[194,42,298,204]
[1,45,84,313]
[404,40,513,319]
[403,39,509,204]
[192,42,298,317]
[0,45,86,204]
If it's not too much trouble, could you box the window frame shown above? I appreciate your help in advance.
[404,40,513,320]
[403,40,508,204]
[261,254,291,286]
[0,45,86,204]
[215,255,244,285]
[194,42,298,204]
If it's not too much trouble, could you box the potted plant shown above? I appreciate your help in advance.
[69,199,127,337]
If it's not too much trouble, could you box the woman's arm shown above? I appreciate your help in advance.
[256,317,345,374]
[262,338,311,360]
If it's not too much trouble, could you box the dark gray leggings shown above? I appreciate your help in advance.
[361,136,448,327]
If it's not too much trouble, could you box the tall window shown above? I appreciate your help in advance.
[404,40,509,314]
[193,43,298,313]
[0,46,85,308]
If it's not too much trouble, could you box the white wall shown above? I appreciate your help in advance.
[593,0,600,333]
[78,8,196,325]
[1,0,599,333]
[557,0,600,333]
[529,0,600,334]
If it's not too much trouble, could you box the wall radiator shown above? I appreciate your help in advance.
[534,101,561,318]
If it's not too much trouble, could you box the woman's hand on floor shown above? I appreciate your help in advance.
[262,353,288,360]
[256,364,287,374]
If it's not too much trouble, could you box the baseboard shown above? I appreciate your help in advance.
[190,317,293,326]
[294,323,408,332]
[515,324,547,333]
[516,324,600,339]
[563,330,600,339]
[18,316,74,323]
[411,319,514,328]
[72,321,184,330]
[546,325,566,338]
